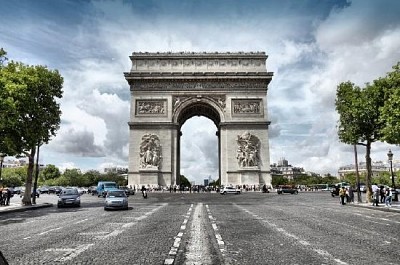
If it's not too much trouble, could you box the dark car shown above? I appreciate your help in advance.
[277,185,298,195]
[57,188,81,208]
[38,186,49,194]
[119,186,135,196]
[54,186,63,195]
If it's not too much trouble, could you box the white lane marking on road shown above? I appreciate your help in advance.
[206,204,225,252]
[74,218,88,224]
[164,204,193,264]
[235,204,348,265]
[185,203,212,265]
[23,236,31,240]
[38,227,62,235]
[46,244,94,262]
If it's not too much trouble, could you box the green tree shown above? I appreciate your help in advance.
[179,175,191,188]
[40,164,61,182]
[1,165,28,184]
[0,52,63,205]
[379,62,400,144]
[336,81,385,202]
[271,175,288,187]
[82,170,101,186]
[63,168,84,187]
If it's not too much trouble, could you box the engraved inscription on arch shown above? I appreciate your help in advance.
[136,99,167,115]
[232,99,262,115]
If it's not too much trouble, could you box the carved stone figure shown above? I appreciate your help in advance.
[139,134,162,169]
[236,131,261,168]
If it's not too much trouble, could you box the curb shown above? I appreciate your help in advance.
[346,202,400,213]
[0,203,53,215]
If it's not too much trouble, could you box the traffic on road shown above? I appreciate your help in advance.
[0,191,399,264]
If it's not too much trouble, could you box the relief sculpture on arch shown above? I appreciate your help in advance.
[236,131,261,168]
[139,134,162,169]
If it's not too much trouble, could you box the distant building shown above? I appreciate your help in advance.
[2,158,28,168]
[270,158,306,180]
[104,166,128,174]
[337,161,398,178]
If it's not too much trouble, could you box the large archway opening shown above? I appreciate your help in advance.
[177,102,221,186]
[180,117,218,185]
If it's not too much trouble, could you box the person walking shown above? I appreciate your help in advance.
[385,188,392,207]
[372,188,380,206]
[347,186,354,204]
[380,186,385,203]
[5,188,12,206]
[339,187,346,205]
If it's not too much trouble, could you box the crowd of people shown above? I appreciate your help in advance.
[336,184,394,207]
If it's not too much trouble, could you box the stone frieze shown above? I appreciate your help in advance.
[136,100,166,115]
[232,99,262,114]
[132,80,267,90]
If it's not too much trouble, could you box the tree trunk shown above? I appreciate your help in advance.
[365,140,372,203]
[354,144,362,203]
[22,148,35,206]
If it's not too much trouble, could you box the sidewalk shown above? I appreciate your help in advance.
[346,200,400,213]
[0,202,53,215]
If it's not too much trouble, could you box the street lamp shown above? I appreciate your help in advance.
[387,149,398,201]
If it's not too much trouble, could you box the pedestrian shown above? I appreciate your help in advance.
[385,188,392,207]
[5,188,12,206]
[0,188,3,206]
[347,186,354,203]
[339,186,346,205]
[372,188,379,206]
[380,186,385,203]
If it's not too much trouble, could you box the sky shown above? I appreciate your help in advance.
[1,0,400,184]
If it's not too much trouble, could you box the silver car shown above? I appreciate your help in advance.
[104,190,128,210]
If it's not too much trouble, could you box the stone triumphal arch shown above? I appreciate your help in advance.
[124,52,273,188]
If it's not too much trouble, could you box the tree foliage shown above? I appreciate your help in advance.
[40,164,61,181]
[378,63,400,143]
[0,49,63,205]
[335,62,400,200]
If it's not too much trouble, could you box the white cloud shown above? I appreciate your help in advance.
[3,0,400,183]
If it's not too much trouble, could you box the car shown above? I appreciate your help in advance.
[19,189,40,198]
[97,181,119,197]
[220,186,241,195]
[104,190,128,210]
[277,185,298,195]
[54,186,63,195]
[119,186,135,196]
[38,186,49,194]
[57,188,81,208]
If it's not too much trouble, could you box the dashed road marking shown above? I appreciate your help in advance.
[235,204,348,265]
[206,205,225,252]
[164,204,193,264]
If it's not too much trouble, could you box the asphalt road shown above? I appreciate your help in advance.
[1,191,399,265]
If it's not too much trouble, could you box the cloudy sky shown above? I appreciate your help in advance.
[1,0,400,184]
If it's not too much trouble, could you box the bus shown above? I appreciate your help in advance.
[314,184,336,191]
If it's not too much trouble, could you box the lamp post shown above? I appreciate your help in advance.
[387,149,398,201]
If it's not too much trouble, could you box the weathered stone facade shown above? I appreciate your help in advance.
[124,52,273,188]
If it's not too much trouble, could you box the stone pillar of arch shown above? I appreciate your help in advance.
[124,52,273,189]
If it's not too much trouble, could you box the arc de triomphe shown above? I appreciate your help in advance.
[124,52,273,188]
